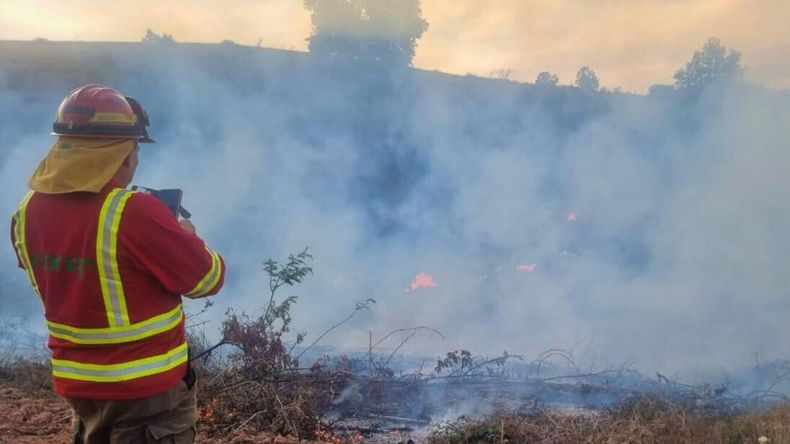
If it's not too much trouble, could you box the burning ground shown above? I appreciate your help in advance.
[3,349,790,443]
[5,251,788,443]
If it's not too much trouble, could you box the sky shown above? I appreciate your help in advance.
[1,0,788,93]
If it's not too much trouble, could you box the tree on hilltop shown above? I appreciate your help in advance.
[142,29,175,43]
[575,67,599,91]
[535,71,559,87]
[674,38,744,90]
[303,0,428,66]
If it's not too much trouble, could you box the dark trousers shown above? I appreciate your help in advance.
[67,380,196,444]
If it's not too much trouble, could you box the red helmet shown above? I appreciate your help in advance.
[52,83,155,143]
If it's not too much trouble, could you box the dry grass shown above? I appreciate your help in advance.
[4,357,790,444]
[187,249,346,441]
[0,358,52,393]
[6,250,790,443]
[427,396,790,444]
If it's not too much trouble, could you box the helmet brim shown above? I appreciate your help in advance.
[50,132,156,143]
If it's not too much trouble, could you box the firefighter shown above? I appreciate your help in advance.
[9,84,226,443]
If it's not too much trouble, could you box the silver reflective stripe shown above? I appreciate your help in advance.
[47,308,182,342]
[99,190,129,326]
[53,346,188,380]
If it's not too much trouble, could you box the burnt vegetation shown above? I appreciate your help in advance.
[4,251,790,443]
[427,398,790,444]
[137,251,790,442]
[163,249,790,442]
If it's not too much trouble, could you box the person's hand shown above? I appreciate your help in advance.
[179,219,196,234]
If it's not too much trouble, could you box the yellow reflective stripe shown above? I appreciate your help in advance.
[108,191,133,323]
[12,191,42,302]
[52,342,188,383]
[47,304,184,345]
[96,189,134,327]
[185,249,222,297]
[90,112,136,124]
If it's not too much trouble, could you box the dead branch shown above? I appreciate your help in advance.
[381,327,446,370]
[295,299,375,362]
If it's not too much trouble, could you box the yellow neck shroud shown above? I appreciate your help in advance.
[29,138,135,194]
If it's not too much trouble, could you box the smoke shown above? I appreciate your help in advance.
[1,42,789,382]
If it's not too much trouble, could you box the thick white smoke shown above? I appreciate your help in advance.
[1,42,789,382]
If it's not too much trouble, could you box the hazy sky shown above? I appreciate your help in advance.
[1,0,788,93]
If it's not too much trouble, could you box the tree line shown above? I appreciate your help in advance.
[144,1,746,94]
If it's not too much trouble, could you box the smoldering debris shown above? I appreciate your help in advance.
[195,343,790,442]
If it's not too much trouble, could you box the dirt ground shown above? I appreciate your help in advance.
[0,385,72,444]
[0,384,324,444]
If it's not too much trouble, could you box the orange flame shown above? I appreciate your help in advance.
[315,424,342,444]
[410,272,437,290]
[198,404,217,424]
[517,263,537,272]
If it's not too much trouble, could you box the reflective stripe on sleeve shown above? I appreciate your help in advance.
[96,189,134,327]
[184,249,222,297]
[52,341,189,382]
[47,304,184,345]
[12,191,42,302]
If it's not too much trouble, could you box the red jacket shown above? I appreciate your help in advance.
[10,181,225,399]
